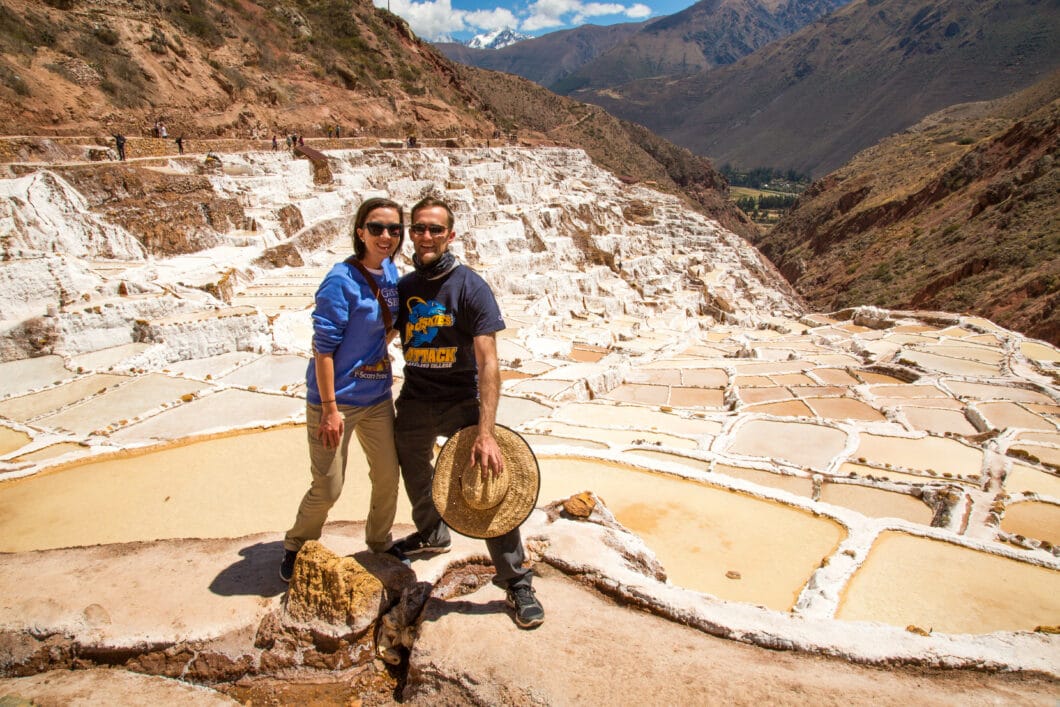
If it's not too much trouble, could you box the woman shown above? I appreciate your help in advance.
[281,197,407,581]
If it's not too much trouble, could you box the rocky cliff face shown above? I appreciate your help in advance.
[753,75,1060,345]
[0,144,801,363]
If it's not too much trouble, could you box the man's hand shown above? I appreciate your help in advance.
[470,430,504,480]
[317,408,344,450]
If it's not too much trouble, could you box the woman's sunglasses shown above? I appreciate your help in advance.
[363,222,404,237]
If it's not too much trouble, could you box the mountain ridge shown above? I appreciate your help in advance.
[576,0,1060,176]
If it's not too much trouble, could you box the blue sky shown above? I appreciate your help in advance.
[373,0,695,42]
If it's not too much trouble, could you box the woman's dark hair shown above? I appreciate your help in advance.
[352,197,404,260]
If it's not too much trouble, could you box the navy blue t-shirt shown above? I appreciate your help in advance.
[397,264,505,401]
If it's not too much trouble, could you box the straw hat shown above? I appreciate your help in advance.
[432,424,540,539]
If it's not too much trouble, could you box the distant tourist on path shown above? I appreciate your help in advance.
[390,196,545,629]
[159,122,168,139]
[175,135,184,155]
[113,133,126,161]
[272,134,278,150]
[280,197,408,582]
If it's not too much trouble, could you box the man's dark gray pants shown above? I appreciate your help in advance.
[395,396,532,590]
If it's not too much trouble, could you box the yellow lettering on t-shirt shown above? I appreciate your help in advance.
[406,347,457,365]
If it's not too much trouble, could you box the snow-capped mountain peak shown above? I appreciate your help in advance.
[466,27,531,49]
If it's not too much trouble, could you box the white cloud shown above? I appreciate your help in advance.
[626,3,651,18]
[378,0,654,39]
[464,7,520,31]
[377,0,468,41]
[522,0,650,31]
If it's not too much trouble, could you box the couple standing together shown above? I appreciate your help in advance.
[280,196,545,630]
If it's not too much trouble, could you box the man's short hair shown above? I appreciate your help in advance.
[410,196,454,230]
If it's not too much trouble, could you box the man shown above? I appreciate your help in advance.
[393,196,545,629]
[113,133,126,161]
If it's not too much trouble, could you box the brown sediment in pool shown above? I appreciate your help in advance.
[1009,444,1060,467]
[838,462,971,486]
[836,530,1060,633]
[1000,501,1060,545]
[537,457,845,610]
[0,424,411,553]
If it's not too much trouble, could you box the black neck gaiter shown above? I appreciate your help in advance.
[412,250,459,280]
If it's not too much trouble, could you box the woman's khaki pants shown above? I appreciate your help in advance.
[284,399,400,553]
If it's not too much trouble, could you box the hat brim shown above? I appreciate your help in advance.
[432,424,540,539]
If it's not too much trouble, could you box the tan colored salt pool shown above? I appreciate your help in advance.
[0,374,130,422]
[32,374,208,436]
[537,457,844,610]
[837,530,1060,633]
[1000,501,1059,545]
[725,419,847,470]
[1003,462,1060,498]
[817,483,933,525]
[10,442,85,463]
[528,421,700,449]
[0,426,412,553]
[0,426,32,457]
[855,433,983,476]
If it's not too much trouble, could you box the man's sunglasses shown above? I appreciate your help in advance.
[363,222,403,237]
[410,223,449,236]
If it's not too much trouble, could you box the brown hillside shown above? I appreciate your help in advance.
[452,62,761,241]
[752,72,1060,344]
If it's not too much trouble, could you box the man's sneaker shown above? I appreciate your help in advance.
[279,549,298,583]
[382,544,411,566]
[505,585,544,629]
[394,535,451,557]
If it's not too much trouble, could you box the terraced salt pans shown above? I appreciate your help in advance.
[5,304,1057,648]
[1,148,1058,670]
